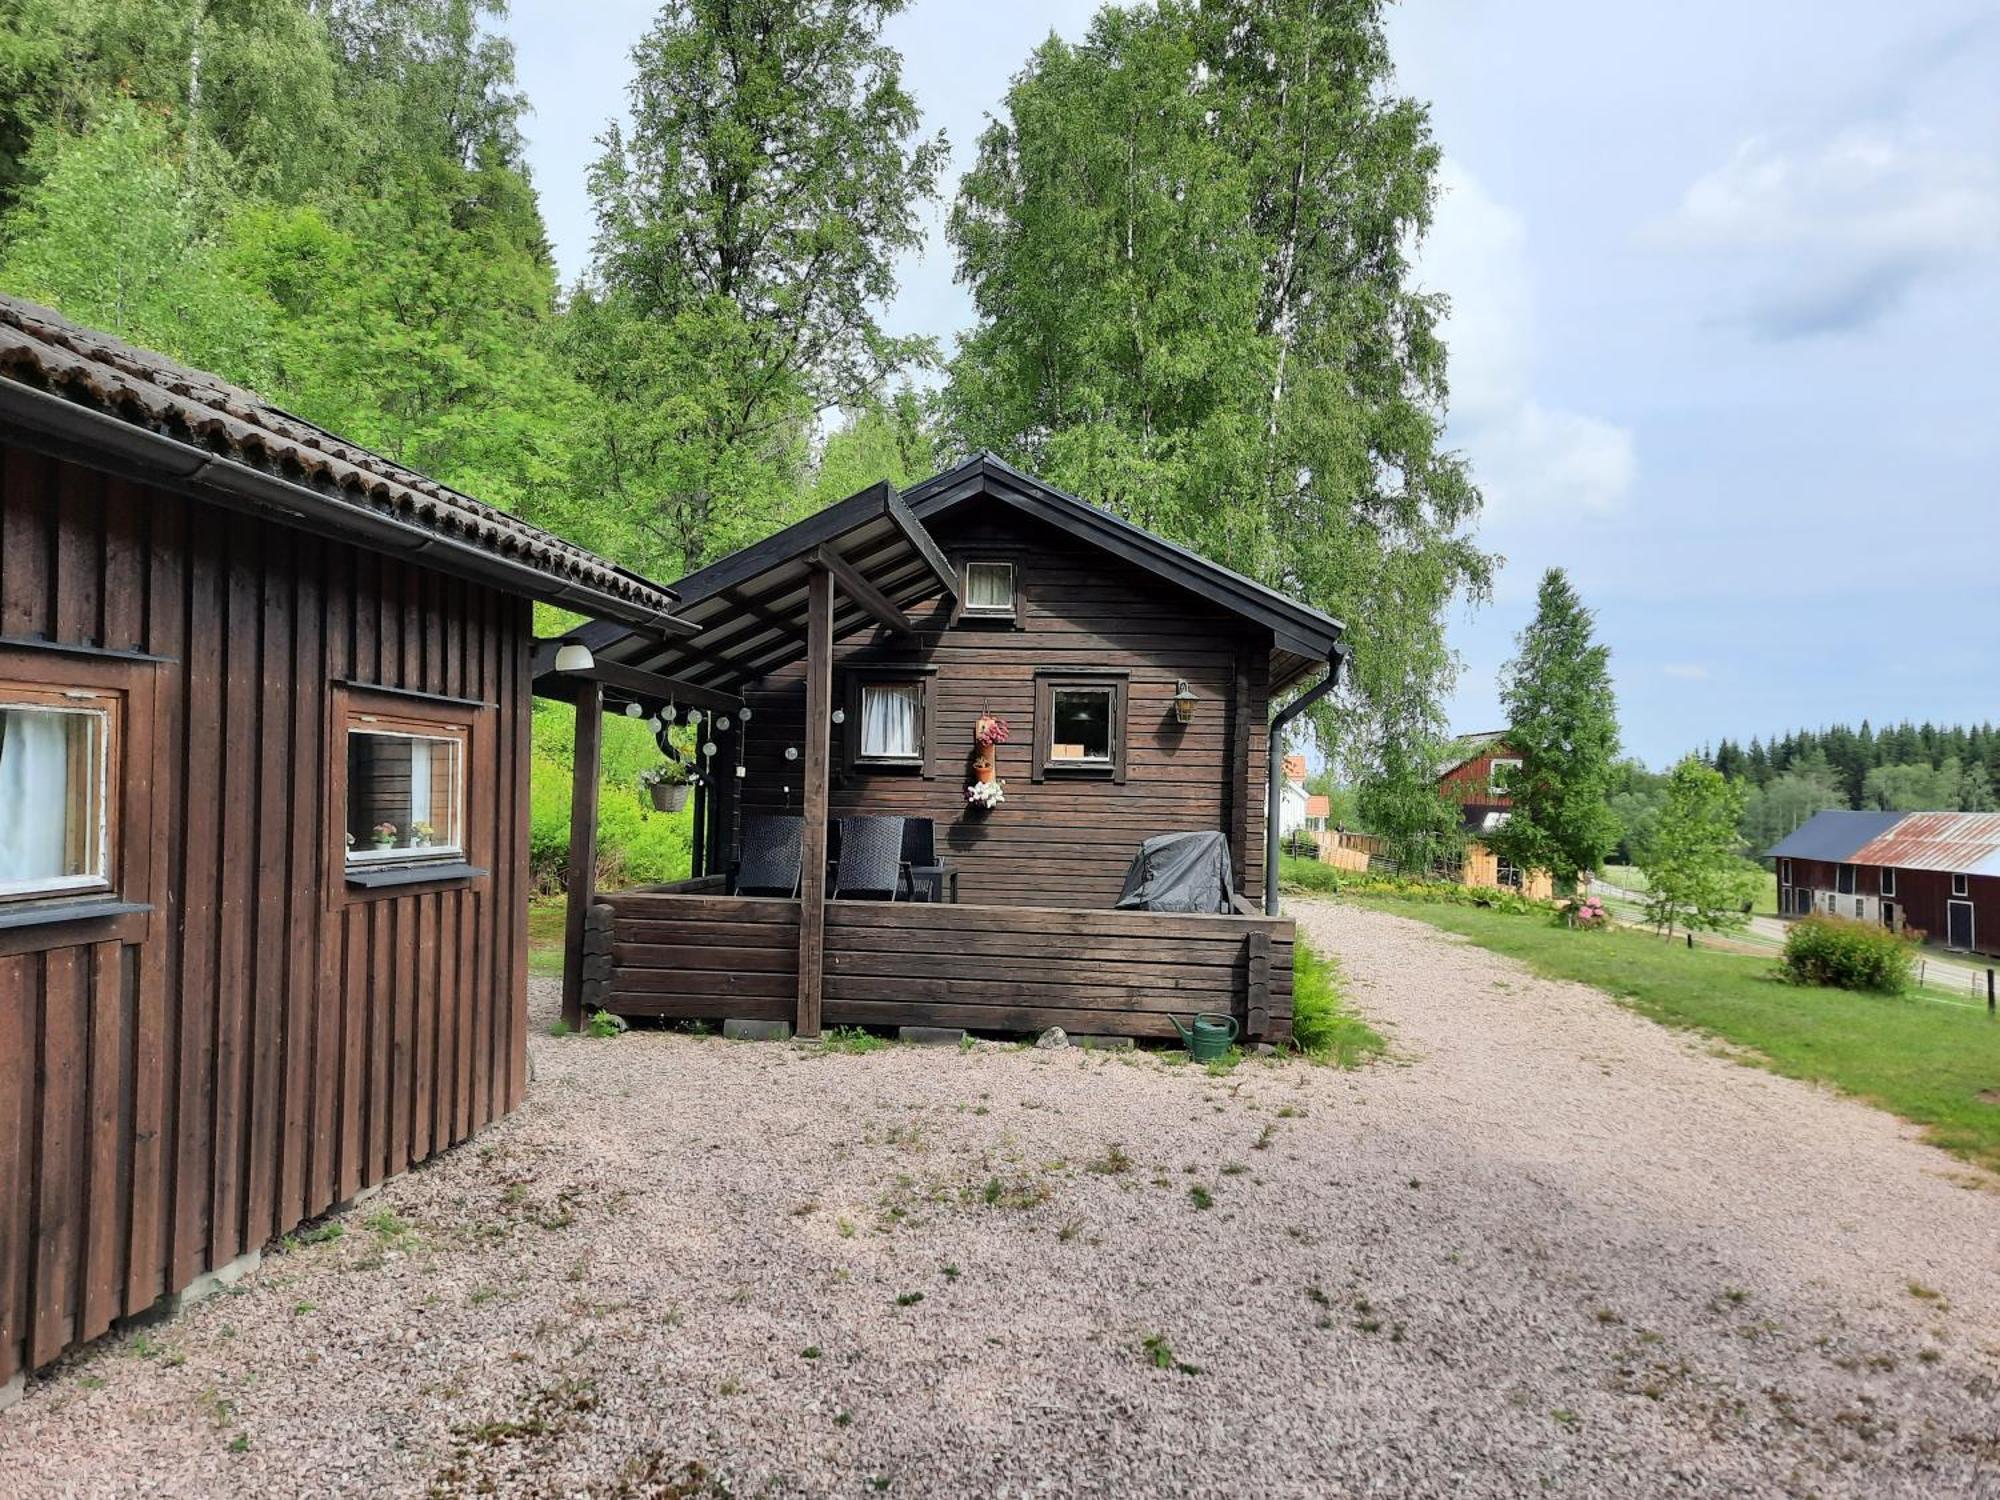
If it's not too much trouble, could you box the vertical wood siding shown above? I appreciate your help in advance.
[735,505,1273,908]
[0,444,529,1382]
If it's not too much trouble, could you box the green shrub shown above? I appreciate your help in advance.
[1277,856,1554,918]
[529,700,694,894]
[1780,915,1917,995]
[1289,939,1386,1067]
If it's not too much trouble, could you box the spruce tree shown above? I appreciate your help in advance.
[1487,569,1621,890]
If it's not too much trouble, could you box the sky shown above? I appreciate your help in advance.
[506,0,2000,768]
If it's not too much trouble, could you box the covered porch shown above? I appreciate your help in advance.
[535,476,1302,1044]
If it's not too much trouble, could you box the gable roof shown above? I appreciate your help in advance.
[1766,810,1909,863]
[0,293,684,630]
[1436,730,1511,781]
[1850,812,2000,876]
[1305,794,1331,818]
[903,452,1344,688]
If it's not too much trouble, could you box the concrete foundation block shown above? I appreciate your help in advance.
[1071,1035,1136,1052]
[1,1372,24,1414]
[897,1025,965,1047]
[723,1018,794,1042]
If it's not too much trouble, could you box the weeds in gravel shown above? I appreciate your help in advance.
[1252,1123,1277,1151]
[801,1346,823,1360]
[1187,1185,1214,1210]
[1907,1281,1945,1304]
[894,1291,925,1307]
[1057,1218,1082,1242]
[1086,1143,1133,1175]
[547,1018,572,1037]
[942,1264,960,1281]
[819,1026,889,1055]
[1141,1333,1202,1376]
[585,1011,622,1039]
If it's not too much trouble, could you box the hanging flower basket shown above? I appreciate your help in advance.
[648,782,690,813]
[965,779,1005,812]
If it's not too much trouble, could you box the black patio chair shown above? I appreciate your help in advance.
[732,814,804,897]
[898,817,958,904]
[833,815,905,901]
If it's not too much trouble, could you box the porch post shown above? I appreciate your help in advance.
[795,565,834,1037]
[562,680,604,1031]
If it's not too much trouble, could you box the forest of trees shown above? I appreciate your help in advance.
[0,0,1493,876]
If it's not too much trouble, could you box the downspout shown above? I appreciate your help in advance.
[1265,644,1349,915]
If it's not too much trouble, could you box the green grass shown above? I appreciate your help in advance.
[1290,938,1387,1067]
[528,896,566,978]
[1602,862,1777,917]
[1366,898,2000,1174]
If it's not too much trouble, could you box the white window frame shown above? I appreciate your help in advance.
[960,560,1017,620]
[856,680,925,765]
[1837,863,1856,896]
[0,690,114,900]
[344,721,467,867]
[1880,866,1896,897]
[1779,858,1793,884]
[1953,871,1970,898]
[1490,758,1523,797]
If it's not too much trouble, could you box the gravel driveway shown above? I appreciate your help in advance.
[4,899,1998,1498]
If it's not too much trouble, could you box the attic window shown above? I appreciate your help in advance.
[1489,758,1522,797]
[961,561,1016,620]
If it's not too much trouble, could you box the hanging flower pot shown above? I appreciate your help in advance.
[974,751,997,785]
[649,782,690,813]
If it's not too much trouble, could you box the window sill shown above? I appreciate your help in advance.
[850,758,927,776]
[345,860,486,890]
[0,897,152,932]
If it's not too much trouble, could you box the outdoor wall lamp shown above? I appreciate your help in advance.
[1172,679,1199,724]
[552,641,594,672]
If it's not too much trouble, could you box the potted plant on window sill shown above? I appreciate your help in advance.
[410,821,436,849]
[371,822,399,850]
[640,759,691,813]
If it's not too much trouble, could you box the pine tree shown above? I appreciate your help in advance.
[1486,569,1621,889]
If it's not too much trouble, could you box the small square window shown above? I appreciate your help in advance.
[1490,758,1522,797]
[858,681,924,762]
[346,721,465,864]
[0,689,113,899]
[962,561,1015,618]
[1050,686,1114,765]
[1497,856,1524,890]
[1953,872,1969,897]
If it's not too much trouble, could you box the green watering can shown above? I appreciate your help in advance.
[1170,1011,1239,1062]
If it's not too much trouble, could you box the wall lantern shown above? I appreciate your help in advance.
[1172,679,1199,725]
[553,641,594,673]
[831,707,846,725]
[738,706,753,724]
[784,746,799,761]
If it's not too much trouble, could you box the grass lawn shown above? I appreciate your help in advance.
[1602,862,1778,916]
[1363,897,2000,1175]
[528,895,565,978]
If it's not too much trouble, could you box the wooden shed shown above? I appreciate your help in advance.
[537,454,1346,1044]
[0,295,685,1387]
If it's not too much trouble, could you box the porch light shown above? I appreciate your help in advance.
[702,741,717,758]
[1172,679,1199,724]
[645,715,661,733]
[785,746,798,761]
[552,641,594,673]
[623,701,644,718]
[738,705,753,723]
[831,707,846,725]
[662,703,678,724]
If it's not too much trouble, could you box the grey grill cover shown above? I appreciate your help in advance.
[1115,831,1235,914]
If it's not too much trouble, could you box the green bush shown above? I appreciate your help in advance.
[1289,939,1386,1067]
[1780,915,1917,995]
[529,700,695,894]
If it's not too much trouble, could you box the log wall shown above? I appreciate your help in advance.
[0,442,530,1384]
[599,892,1295,1043]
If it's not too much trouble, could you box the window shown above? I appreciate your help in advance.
[1854,898,1865,919]
[1779,858,1793,884]
[0,688,113,899]
[345,719,464,863]
[1880,866,1896,897]
[841,665,936,775]
[1496,856,1524,890]
[1837,863,1856,896]
[859,681,923,762]
[1490,758,1522,797]
[961,560,1016,621]
[1954,872,1970,897]
[1032,670,1128,783]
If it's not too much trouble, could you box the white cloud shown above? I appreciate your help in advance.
[1420,162,1637,520]
[1662,124,2000,337]
[1662,663,1710,681]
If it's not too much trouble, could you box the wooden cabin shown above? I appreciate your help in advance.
[537,454,1346,1045]
[1434,731,1554,899]
[0,295,685,1389]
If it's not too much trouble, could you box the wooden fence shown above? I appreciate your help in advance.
[594,892,1295,1042]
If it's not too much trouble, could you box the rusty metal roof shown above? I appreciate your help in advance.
[0,292,681,622]
[1850,812,2000,877]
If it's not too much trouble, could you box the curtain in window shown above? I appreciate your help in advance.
[966,564,1012,611]
[861,683,921,759]
[0,708,72,885]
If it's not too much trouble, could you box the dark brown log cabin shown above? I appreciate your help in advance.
[0,295,684,1388]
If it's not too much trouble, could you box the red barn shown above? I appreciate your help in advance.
[1769,810,2000,955]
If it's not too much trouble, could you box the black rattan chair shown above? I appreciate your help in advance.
[833,815,904,900]
[898,817,958,903]
[732,814,804,897]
